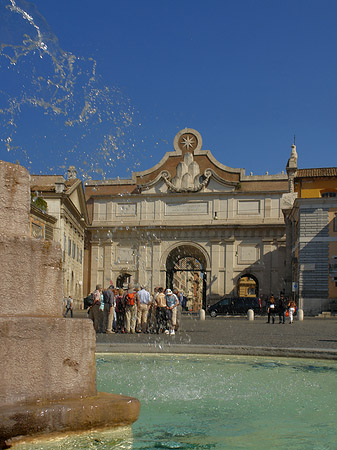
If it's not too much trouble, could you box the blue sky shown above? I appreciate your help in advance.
[0,0,336,181]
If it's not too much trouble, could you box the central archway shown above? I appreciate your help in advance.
[166,244,208,311]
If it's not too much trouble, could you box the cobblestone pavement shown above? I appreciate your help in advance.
[74,311,337,355]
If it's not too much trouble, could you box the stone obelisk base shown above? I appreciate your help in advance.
[0,161,140,448]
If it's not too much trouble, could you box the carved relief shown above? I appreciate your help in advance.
[161,152,212,193]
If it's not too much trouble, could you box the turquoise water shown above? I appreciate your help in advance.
[14,354,337,449]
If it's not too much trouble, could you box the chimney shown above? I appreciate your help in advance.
[55,182,65,193]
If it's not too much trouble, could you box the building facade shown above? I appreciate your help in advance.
[31,167,88,307]
[84,129,291,308]
[30,202,57,241]
[283,167,337,314]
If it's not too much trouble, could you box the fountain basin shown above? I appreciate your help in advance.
[7,353,337,449]
[0,392,140,448]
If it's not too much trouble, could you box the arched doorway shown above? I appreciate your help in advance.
[237,274,259,297]
[116,272,131,289]
[166,244,208,311]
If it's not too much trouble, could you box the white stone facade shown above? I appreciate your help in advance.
[85,129,289,305]
[30,174,88,308]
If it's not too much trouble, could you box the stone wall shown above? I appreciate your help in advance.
[0,161,30,237]
[0,317,96,407]
[0,160,96,407]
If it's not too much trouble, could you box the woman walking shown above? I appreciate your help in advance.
[288,300,296,324]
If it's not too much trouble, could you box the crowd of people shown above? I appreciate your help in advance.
[87,284,184,336]
[266,294,297,324]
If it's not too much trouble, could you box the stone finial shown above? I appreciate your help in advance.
[67,166,77,180]
[287,144,298,170]
[290,144,297,162]
[286,143,298,193]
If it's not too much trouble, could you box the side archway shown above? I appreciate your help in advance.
[237,274,259,297]
[116,272,131,289]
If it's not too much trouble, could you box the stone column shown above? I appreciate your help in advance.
[210,240,221,295]
[152,241,162,288]
[224,238,235,295]
[104,242,113,286]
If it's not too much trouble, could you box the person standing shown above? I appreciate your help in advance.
[64,295,73,318]
[124,284,137,334]
[147,288,157,333]
[115,288,125,333]
[267,295,276,324]
[155,287,167,334]
[173,288,182,332]
[89,284,102,333]
[288,300,296,324]
[103,285,115,333]
[278,294,286,324]
[165,289,179,336]
[136,285,151,333]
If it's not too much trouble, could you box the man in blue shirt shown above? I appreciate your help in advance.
[136,285,151,333]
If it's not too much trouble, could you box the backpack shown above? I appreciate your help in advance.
[125,292,136,306]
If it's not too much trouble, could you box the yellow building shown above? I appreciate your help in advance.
[295,168,337,199]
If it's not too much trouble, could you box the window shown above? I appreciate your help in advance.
[31,221,44,239]
[68,238,71,256]
[334,214,337,232]
[220,299,230,306]
[80,249,83,264]
[321,192,336,198]
[72,242,76,258]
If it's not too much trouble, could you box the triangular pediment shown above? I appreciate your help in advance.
[66,179,89,222]
[69,188,81,211]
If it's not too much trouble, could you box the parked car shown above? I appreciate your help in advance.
[207,297,261,317]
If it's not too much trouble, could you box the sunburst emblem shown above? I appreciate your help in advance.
[181,135,195,149]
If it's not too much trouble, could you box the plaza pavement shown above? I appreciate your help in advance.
[74,311,337,359]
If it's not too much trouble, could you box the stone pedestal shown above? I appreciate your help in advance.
[0,161,139,448]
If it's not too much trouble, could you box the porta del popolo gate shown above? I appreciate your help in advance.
[85,128,291,305]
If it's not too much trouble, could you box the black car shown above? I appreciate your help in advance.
[207,297,261,317]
